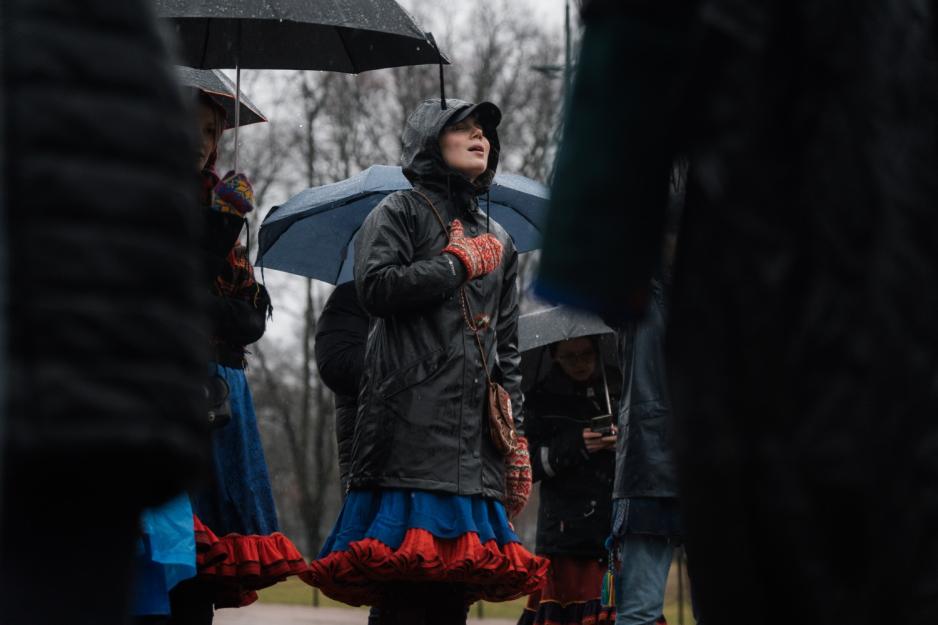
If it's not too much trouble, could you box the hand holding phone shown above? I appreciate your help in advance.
[583,425,616,453]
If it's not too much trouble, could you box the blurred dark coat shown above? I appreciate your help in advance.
[613,279,677,499]
[350,98,522,500]
[538,1,938,623]
[315,281,369,492]
[1,1,209,623]
[3,0,209,504]
[526,364,618,558]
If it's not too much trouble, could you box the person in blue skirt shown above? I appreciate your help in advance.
[306,97,548,625]
[156,88,308,624]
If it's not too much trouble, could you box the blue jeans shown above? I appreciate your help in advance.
[614,534,674,625]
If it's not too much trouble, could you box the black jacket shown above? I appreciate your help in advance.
[207,244,271,369]
[613,279,677,499]
[314,281,369,492]
[527,364,618,558]
[349,99,522,500]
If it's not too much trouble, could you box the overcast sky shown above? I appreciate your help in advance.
[396,0,574,49]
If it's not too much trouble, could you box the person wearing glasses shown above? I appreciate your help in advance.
[519,336,620,625]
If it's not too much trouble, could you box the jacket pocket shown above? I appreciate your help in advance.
[376,347,449,399]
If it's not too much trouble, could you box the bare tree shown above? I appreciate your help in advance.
[252,280,339,552]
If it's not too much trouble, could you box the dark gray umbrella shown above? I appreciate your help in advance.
[155,0,447,169]
[156,0,444,72]
[518,306,614,353]
[175,66,266,127]
[518,306,618,396]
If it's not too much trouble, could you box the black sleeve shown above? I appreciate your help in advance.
[315,282,370,397]
[209,282,270,347]
[355,192,466,318]
[525,396,590,483]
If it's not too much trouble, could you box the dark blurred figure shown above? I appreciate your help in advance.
[1,1,208,624]
[608,227,699,625]
[519,336,618,625]
[315,281,369,495]
[538,1,938,624]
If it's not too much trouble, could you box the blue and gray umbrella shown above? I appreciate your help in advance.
[256,164,550,284]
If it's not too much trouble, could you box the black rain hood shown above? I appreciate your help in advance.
[401,98,501,196]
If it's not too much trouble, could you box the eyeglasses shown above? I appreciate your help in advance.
[556,349,596,366]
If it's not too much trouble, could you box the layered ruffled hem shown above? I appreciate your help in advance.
[305,527,548,606]
[519,604,666,625]
[306,489,548,606]
[193,515,311,608]
[517,555,617,625]
[519,598,616,625]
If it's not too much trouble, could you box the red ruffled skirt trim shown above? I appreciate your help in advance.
[303,527,550,606]
[192,515,312,608]
[520,556,616,625]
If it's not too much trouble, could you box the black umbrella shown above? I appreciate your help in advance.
[156,0,444,72]
[175,66,267,127]
[155,0,448,169]
[518,306,618,409]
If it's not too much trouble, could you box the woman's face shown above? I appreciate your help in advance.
[554,337,598,383]
[197,101,220,171]
[439,116,490,182]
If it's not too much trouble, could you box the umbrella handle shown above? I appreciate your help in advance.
[233,20,242,172]
[426,32,446,110]
[233,65,241,172]
[600,353,613,417]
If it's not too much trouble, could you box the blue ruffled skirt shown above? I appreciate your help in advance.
[305,489,549,607]
[193,364,279,536]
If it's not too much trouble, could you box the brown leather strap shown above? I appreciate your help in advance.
[411,189,495,386]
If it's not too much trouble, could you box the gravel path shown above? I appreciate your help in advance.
[214,603,516,625]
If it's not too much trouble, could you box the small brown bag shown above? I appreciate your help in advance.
[486,375,517,455]
[413,190,518,456]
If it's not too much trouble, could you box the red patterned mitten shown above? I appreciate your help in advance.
[212,172,255,216]
[442,219,504,280]
[505,436,532,520]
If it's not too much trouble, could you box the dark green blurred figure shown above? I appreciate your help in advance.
[538,1,938,624]
[1,1,208,624]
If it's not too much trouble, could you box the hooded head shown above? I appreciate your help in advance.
[401,98,502,196]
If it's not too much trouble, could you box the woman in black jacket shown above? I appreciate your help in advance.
[306,98,547,625]
[519,336,618,625]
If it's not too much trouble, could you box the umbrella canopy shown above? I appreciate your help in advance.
[518,306,617,392]
[256,164,550,284]
[156,0,446,71]
[175,66,266,127]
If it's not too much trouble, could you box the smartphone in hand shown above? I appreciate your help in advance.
[590,414,614,435]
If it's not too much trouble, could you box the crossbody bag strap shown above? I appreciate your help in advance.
[411,188,495,386]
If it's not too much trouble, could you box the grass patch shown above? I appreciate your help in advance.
[258,578,368,611]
